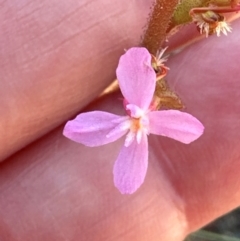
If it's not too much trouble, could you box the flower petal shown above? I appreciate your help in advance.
[148,110,204,144]
[113,134,148,194]
[63,111,128,147]
[116,47,156,110]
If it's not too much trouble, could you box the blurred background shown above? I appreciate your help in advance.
[185,208,240,241]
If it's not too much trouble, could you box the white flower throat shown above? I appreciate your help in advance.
[124,104,149,147]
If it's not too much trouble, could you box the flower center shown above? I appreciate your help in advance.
[122,103,150,147]
[124,115,149,147]
[130,118,142,133]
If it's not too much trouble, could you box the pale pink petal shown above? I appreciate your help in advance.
[63,111,128,147]
[116,47,156,110]
[148,110,204,144]
[113,134,148,194]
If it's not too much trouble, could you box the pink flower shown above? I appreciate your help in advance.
[63,47,204,194]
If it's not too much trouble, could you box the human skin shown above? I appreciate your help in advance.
[1,0,240,240]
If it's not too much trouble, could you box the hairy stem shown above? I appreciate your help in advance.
[142,0,180,54]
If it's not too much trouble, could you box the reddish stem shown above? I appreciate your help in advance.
[189,5,240,16]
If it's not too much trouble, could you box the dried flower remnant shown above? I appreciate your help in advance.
[169,0,210,30]
[63,48,204,194]
[189,0,240,37]
[168,0,240,37]
[150,48,184,111]
[191,10,232,37]
[151,47,170,80]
